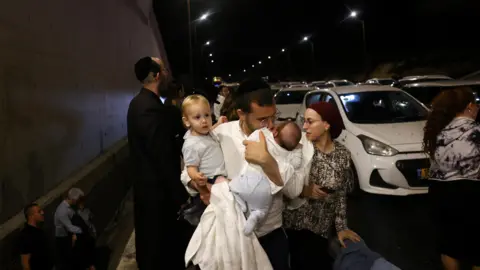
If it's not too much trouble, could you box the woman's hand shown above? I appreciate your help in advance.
[243,131,271,166]
[337,229,361,247]
[302,183,328,199]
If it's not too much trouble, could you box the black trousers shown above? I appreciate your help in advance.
[258,227,290,270]
[286,229,333,270]
[134,200,194,270]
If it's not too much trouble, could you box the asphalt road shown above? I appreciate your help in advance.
[347,192,441,270]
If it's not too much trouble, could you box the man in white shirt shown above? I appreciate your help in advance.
[182,78,306,270]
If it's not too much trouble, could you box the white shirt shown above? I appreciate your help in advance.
[213,95,225,119]
[181,120,309,237]
[182,130,227,178]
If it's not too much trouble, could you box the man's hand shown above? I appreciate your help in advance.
[243,131,271,166]
[192,172,207,186]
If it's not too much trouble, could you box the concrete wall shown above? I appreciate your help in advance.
[0,0,169,223]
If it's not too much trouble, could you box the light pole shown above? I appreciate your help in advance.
[302,36,315,76]
[187,0,193,85]
[349,10,367,67]
[193,13,209,46]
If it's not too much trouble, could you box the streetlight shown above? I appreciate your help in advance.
[301,35,315,75]
[281,48,286,52]
[258,61,262,64]
[243,69,246,72]
[205,40,211,46]
[252,64,255,68]
[199,13,209,21]
[211,60,214,63]
[209,53,213,57]
[268,56,271,59]
[347,10,367,68]
[229,74,232,77]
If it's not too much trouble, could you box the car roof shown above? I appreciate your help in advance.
[327,79,351,83]
[305,85,401,96]
[279,86,317,91]
[367,78,394,81]
[399,75,452,81]
[402,80,480,88]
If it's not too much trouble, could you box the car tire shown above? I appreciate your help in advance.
[348,160,362,197]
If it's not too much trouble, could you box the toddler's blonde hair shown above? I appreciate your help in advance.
[181,94,210,116]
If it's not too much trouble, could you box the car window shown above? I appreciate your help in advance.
[275,90,309,105]
[305,92,323,107]
[339,91,428,124]
[334,81,354,86]
[403,85,480,106]
[377,79,395,85]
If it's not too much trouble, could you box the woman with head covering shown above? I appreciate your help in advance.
[283,101,360,269]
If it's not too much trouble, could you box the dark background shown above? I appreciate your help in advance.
[153,0,480,80]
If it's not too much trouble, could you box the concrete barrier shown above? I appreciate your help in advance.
[0,138,132,269]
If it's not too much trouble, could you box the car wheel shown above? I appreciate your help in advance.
[347,160,362,197]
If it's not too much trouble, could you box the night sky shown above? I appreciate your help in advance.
[154,0,480,80]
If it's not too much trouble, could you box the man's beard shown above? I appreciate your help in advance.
[157,76,172,98]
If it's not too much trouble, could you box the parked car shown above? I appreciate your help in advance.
[275,86,317,121]
[326,80,355,87]
[365,78,396,85]
[401,80,480,107]
[393,75,452,87]
[296,85,430,196]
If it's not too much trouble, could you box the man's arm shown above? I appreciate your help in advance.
[19,235,32,270]
[58,209,82,234]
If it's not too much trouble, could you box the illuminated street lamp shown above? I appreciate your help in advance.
[211,60,214,63]
[205,40,211,46]
[301,35,315,74]
[243,69,246,72]
[258,61,262,64]
[209,53,213,57]
[346,10,367,66]
[268,56,271,59]
[229,74,232,77]
[281,48,286,52]
[252,64,255,68]
[199,13,209,21]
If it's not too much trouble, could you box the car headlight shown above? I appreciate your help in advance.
[357,135,399,156]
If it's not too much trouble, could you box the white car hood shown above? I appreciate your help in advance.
[276,104,301,119]
[352,121,426,145]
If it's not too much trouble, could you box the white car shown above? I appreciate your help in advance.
[296,85,430,196]
[395,75,452,87]
[401,80,480,107]
[275,86,317,121]
[326,80,355,87]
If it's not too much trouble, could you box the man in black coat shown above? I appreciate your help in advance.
[127,56,190,269]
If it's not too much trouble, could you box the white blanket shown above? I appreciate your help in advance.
[185,181,273,270]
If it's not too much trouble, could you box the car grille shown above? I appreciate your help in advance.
[395,159,430,187]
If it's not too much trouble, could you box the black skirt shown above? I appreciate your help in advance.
[428,179,480,266]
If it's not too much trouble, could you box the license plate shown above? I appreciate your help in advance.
[417,168,429,179]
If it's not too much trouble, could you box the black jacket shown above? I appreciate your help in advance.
[127,88,188,210]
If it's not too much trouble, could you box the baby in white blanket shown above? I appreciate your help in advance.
[214,121,303,235]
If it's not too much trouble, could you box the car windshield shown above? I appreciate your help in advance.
[377,79,395,85]
[275,90,309,104]
[403,85,480,106]
[338,91,428,124]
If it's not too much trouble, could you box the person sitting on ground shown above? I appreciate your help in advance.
[19,203,53,270]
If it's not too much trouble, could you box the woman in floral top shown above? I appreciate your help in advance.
[283,101,360,270]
